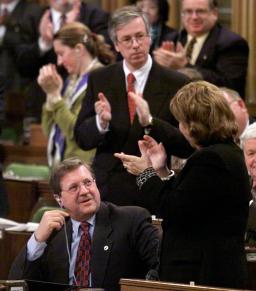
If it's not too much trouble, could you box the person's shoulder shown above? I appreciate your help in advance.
[213,23,248,47]
[151,61,190,84]
[81,2,109,16]
[102,201,150,218]
[89,62,122,77]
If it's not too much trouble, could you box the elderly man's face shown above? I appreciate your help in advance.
[243,139,256,184]
[181,0,218,37]
[49,0,74,13]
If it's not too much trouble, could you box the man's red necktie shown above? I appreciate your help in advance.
[74,222,91,287]
[127,73,136,123]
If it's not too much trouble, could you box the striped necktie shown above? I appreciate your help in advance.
[186,37,197,63]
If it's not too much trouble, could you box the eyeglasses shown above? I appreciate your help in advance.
[61,178,95,194]
[181,9,210,17]
[117,32,149,48]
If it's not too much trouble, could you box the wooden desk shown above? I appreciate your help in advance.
[2,144,47,167]
[4,179,39,223]
[0,230,31,279]
[120,279,251,291]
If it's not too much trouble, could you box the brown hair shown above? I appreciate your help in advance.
[170,81,238,146]
[54,22,115,64]
[49,157,94,196]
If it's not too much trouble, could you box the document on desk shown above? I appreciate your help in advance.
[0,218,39,232]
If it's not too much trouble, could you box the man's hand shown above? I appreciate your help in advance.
[39,10,54,46]
[128,92,151,127]
[95,92,112,129]
[153,42,188,70]
[66,0,81,23]
[34,210,69,243]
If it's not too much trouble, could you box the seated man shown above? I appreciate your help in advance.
[8,157,160,291]
[153,0,249,97]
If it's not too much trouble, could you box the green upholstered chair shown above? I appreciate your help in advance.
[4,163,50,180]
[30,206,62,223]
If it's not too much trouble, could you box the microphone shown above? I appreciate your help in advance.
[146,237,160,281]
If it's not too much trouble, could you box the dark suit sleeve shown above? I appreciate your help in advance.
[129,207,160,273]
[150,117,194,158]
[74,72,106,150]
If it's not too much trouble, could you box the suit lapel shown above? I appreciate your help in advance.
[91,203,113,288]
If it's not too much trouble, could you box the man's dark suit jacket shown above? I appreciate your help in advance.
[140,141,250,289]
[0,1,44,93]
[9,202,160,291]
[178,23,249,97]
[74,61,190,206]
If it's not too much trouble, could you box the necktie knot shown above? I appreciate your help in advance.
[127,73,136,92]
[80,221,89,233]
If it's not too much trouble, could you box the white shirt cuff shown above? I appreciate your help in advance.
[96,114,109,133]
[27,233,47,261]
[38,36,53,55]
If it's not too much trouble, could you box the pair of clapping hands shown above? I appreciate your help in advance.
[114,135,170,179]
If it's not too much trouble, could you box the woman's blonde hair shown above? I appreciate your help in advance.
[170,81,238,146]
[54,22,115,64]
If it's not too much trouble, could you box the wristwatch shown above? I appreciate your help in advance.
[144,115,153,135]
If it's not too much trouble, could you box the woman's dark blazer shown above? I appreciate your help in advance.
[140,141,250,289]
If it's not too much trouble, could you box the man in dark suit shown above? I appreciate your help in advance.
[74,5,189,207]
[16,0,110,121]
[0,0,44,128]
[9,157,159,291]
[153,0,249,97]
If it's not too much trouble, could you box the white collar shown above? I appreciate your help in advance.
[123,54,152,81]
[1,0,19,13]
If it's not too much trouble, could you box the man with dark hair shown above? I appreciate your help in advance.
[153,0,249,97]
[9,157,160,291]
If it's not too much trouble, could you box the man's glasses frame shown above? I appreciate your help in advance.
[117,32,149,48]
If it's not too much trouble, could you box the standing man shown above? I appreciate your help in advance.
[16,0,110,122]
[74,5,189,206]
[9,157,160,291]
[153,0,249,97]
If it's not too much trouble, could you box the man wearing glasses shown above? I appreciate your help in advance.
[153,0,249,97]
[9,157,160,291]
[74,5,190,207]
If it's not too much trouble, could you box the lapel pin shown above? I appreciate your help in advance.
[104,245,109,251]
[203,55,207,60]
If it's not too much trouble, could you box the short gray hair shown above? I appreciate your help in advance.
[240,122,256,149]
[220,87,241,101]
[108,5,151,44]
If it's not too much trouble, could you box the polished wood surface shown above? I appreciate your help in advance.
[119,279,252,291]
[2,144,47,167]
[0,230,30,279]
[4,179,39,223]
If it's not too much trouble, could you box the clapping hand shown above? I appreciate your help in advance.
[115,135,168,177]
[94,92,112,129]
